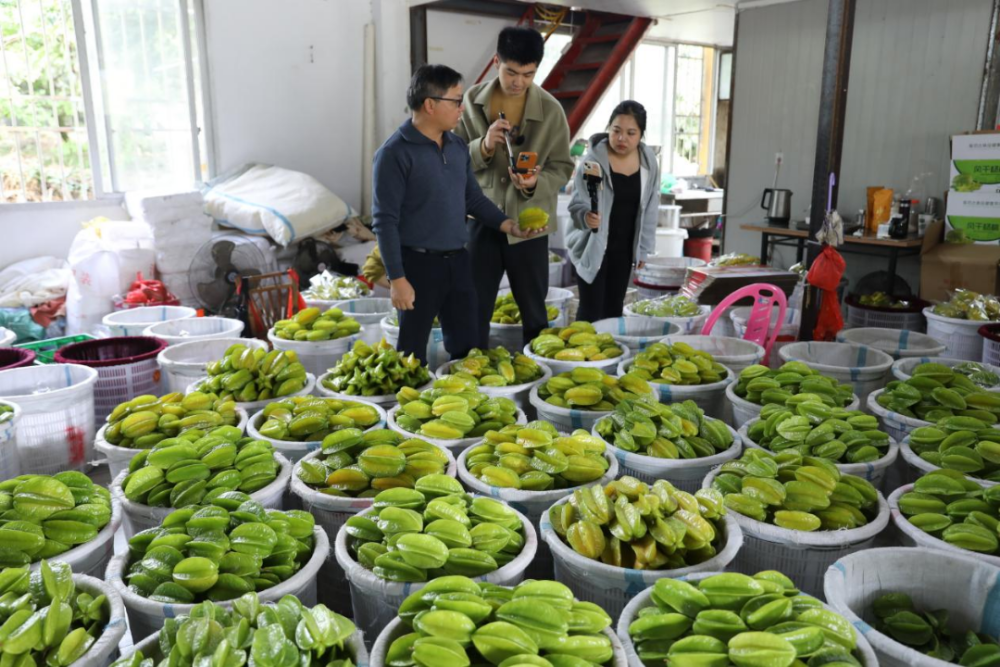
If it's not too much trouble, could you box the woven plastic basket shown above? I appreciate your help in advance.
[330,298,394,346]
[102,305,196,337]
[157,337,269,394]
[924,307,985,361]
[980,323,1000,368]
[0,348,35,370]
[590,317,680,352]
[0,400,20,480]
[779,341,893,405]
[54,336,168,423]
[623,301,712,335]
[845,294,929,331]
[142,316,244,345]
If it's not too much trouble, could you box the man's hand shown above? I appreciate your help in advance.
[483,117,512,154]
[510,167,540,193]
[391,277,416,310]
[585,212,601,229]
[500,219,543,239]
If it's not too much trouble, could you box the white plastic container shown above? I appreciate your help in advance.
[616,359,733,420]
[331,298,394,346]
[335,501,537,643]
[825,547,1000,667]
[435,360,552,413]
[634,257,706,287]
[102,305,196,337]
[245,399,387,462]
[866,388,932,443]
[541,493,743,620]
[892,356,1000,391]
[186,373,316,413]
[111,453,291,538]
[619,572,879,667]
[726,381,860,430]
[899,435,998,488]
[93,407,250,481]
[0,399,21,480]
[740,418,899,489]
[590,317,681,352]
[0,364,98,474]
[623,301,712,335]
[65,575,128,667]
[836,327,946,360]
[268,328,361,378]
[497,286,576,321]
[924,307,986,361]
[702,468,890,598]
[524,342,630,376]
[379,316,448,370]
[653,227,687,257]
[528,385,641,433]
[142,316,244,345]
[385,405,526,452]
[779,341,894,405]
[157,337,268,394]
[658,334,766,376]
[731,306,801,367]
[595,421,742,492]
[316,373,435,409]
[108,525,328,643]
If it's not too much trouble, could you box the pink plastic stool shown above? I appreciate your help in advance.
[700,283,788,364]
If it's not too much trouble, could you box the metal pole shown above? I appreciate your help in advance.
[800,0,856,341]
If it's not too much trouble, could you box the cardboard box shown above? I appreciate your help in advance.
[680,266,800,306]
[920,220,1000,302]
[951,133,1000,190]
[947,132,1000,244]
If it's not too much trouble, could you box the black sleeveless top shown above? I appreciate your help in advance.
[607,165,641,255]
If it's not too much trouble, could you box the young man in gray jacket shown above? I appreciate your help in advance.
[455,27,574,348]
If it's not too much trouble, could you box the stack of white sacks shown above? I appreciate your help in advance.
[125,191,213,306]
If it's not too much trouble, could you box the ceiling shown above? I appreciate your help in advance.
[510,0,737,18]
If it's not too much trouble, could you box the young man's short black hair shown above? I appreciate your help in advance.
[407,64,463,111]
[497,27,544,67]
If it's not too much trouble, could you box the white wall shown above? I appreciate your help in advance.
[0,199,130,269]
[427,10,514,84]
[646,7,735,47]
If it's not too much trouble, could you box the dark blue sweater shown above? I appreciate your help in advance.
[372,118,508,280]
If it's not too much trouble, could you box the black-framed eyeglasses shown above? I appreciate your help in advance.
[429,96,464,106]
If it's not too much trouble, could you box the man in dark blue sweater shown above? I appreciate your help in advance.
[372,65,537,364]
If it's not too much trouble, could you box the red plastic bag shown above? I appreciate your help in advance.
[122,272,179,307]
[806,245,845,341]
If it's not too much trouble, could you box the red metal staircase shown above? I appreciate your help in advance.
[541,12,652,137]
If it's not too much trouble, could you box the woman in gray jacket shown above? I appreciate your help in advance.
[567,101,659,322]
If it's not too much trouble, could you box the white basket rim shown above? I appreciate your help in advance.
[73,574,129,666]
[385,404,527,451]
[866,389,934,430]
[658,334,766,361]
[899,436,999,488]
[623,303,713,324]
[591,419,743,474]
[616,359,734,392]
[891,357,1000,391]
[102,305,197,326]
[923,306,996,327]
[267,327,363,353]
[523,343,632,371]
[144,316,244,338]
[778,341,894,376]
[836,327,946,352]
[157,338,269,368]
[726,381,861,413]
[888,484,1000,566]
[0,363,99,403]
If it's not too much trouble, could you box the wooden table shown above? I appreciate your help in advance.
[741,223,923,286]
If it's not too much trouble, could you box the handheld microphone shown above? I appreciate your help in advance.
[583,161,602,234]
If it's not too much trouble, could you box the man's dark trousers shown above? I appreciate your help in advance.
[397,247,478,365]
[470,223,549,349]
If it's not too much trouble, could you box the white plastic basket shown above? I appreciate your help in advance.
[379,316,449,370]
[779,341,894,405]
[158,337,269,394]
[590,317,680,352]
[549,254,567,288]
[186,373,316,413]
[618,571,879,667]
[658,334,765,377]
[980,323,1000,368]
[595,421,742,492]
[739,418,899,489]
[702,467,890,598]
[866,389,932,443]
[836,327,946,360]
[726,382,860,430]
[67,575,129,667]
[268,328,361,378]
[889,484,1000,567]
[616,359,733,420]
[487,314,566,353]
[731,306,801,367]
[623,302,712,335]
[899,435,998,488]
[102,305,196,337]
[94,407,250,480]
[245,400,387,462]
[498,286,575,321]
[924,307,985,361]
[334,500,538,643]
[385,405,527,452]
[634,258,706,288]
[111,452,291,538]
[36,495,122,580]
[824,547,1000,667]
[316,373,435,409]
[847,301,926,331]
[435,360,552,413]
[142,316,244,345]
[289,446,458,618]
[331,298,394,346]
[107,525,328,642]
[891,356,1000,391]
[528,385,642,433]
[0,364,98,474]
[523,343,631,376]
[370,616,626,666]
[541,493,743,620]
[0,400,21,479]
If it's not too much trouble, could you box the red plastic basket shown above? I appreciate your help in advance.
[0,348,36,370]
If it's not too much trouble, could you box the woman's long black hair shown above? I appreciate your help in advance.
[608,100,647,137]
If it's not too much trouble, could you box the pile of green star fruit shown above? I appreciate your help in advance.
[630,295,702,318]
[594,399,735,460]
[296,429,451,497]
[747,402,891,465]
[627,342,729,386]
[492,293,560,325]
[876,370,1000,423]
[102,392,241,449]
[871,591,1000,663]
[946,362,1000,389]
[908,421,1000,483]
[321,339,431,397]
[711,449,880,532]
[272,307,361,342]
[345,482,525,583]
[464,422,610,490]
[393,378,519,440]
[0,472,112,567]
[113,593,359,667]
[0,403,13,424]
[629,572,864,667]
[732,363,856,408]
[0,561,112,667]
[255,396,382,442]
[529,322,625,362]
[896,469,1000,555]
[537,367,652,411]
[447,347,545,387]
[194,345,308,403]
[125,503,316,604]
[548,476,728,569]
[122,432,279,509]
[384,577,616,667]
